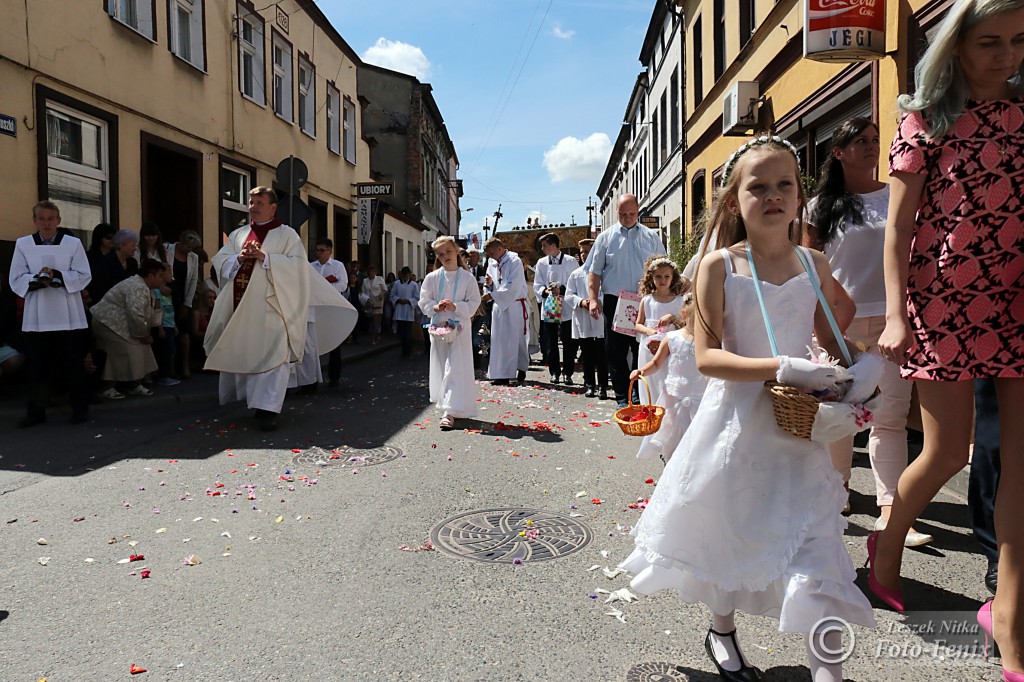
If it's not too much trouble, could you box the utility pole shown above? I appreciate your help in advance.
[492,204,503,233]
[586,196,597,228]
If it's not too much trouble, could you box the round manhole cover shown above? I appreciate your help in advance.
[430,508,592,564]
[625,662,691,682]
[292,445,402,468]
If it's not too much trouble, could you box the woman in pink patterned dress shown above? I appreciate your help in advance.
[873,0,1024,678]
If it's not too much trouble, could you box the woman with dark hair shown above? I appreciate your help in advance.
[138,222,167,264]
[804,117,932,548]
[88,223,116,257]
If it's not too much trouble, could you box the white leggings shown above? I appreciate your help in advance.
[828,315,913,506]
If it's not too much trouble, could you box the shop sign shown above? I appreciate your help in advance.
[804,0,885,62]
[639,216,660,229]
[0,114,16,138]
[357,199,373,245]
[356,182,395,198]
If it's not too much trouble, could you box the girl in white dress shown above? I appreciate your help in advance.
[418,236,482,431]
[634,256,687,406]
[619,137,874,682]
[631,293,706,463]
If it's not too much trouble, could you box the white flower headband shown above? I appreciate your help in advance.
[721,135,801,187]
[647,257,678,272]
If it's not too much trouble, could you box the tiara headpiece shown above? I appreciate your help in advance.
[721,135,801,187]
[647,257,677,272]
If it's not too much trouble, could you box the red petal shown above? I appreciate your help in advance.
[645,478,655,484]
[130,664,147,674]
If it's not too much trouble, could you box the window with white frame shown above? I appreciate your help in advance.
[107,0,155,39]
[342,97,356,163]
[220,163,252,235]
[326,84,341,154]
[237,5,265,104]
[45,103,110,230]
[298,56,315,137]
[170,0,205,70]
[272,33,293,122]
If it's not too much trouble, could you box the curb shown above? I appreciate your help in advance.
[0,339,401,420]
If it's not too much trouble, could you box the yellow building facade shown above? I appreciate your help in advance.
[0,0,372,265]
[680,0,954,235]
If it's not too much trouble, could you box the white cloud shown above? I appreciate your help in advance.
[362,38,432,80]
[542,133,612,183]
[552,25,576,40]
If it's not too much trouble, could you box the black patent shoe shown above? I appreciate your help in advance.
[704,629,761,682]
[254,409,278,432]
[986,561,998,595]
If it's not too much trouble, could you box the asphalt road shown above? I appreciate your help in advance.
[0,348,1001,681]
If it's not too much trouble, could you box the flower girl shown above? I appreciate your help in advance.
[418,236,482,431]
[620,137,878,682]
[631,293,706,463]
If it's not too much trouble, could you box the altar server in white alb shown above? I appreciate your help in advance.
[534,232,580,385]
[563,238,609,399]
[9,200,92,427]
[482,237,529,385]
[204,187,356,431]
[418,236,482,431]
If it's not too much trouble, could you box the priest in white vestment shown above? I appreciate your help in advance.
[203,187,356,431]
[482,237,529,384]
[8,201,92,427]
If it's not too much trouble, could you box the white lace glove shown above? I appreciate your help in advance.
[777,356,839,392]
[842,352,885,405]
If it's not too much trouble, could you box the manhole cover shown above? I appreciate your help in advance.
[292,445,402,468]
[430,508,592,563]
[625,662,691,682]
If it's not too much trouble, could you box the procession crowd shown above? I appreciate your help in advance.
[411,2,1020,680]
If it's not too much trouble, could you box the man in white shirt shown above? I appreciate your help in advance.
[483,237,528,385]
[389,266,420,357]
[8,200,92,427]
[586,194,664,408]
[311,238,348,387]
[534,233,579,385]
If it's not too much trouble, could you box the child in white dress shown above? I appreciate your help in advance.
[619,137,875,682]
[631,293,706,463]
[418,237,482,431]
[634,256,687,406]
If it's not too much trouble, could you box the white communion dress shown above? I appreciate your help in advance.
[620,248,875,633]
[636,331,706,462]
[418,267,482,419]
[636,294,684,406]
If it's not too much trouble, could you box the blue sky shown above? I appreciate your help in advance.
[321,0,654,238]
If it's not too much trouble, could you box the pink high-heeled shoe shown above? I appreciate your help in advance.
[977,601,1024,681]
[864,531,905,612]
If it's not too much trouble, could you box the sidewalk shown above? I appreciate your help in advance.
[0,334,401,421]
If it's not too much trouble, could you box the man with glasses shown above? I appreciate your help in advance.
[311,238,348,387]
[586,194,663,408]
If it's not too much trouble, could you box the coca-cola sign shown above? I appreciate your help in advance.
[804,0,885,62]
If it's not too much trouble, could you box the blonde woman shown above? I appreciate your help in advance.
[870,1,1024,678]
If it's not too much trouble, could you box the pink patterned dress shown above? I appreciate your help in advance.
[889,100,1024,380]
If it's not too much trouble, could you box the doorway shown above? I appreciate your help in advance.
[333,208,353,264]
[141,133,202,243]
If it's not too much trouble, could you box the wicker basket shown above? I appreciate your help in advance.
[764,381,823,440]
[614,376,665,437]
